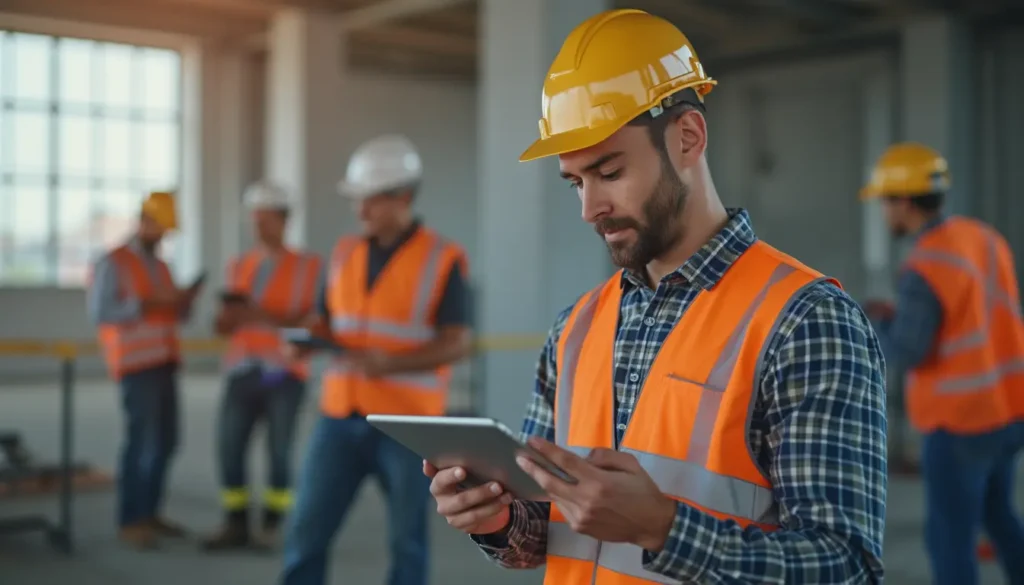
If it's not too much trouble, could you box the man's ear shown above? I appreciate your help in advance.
[675,109,707,162]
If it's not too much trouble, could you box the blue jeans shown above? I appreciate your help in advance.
[923,422,1024,585]
[118,362,179,527]
[218,368,306,508]
[280,414,430,585]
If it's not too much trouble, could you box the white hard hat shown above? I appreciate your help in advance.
[243,180,291,210]
[337,134,423,200]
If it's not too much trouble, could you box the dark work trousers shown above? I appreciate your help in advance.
[923,421,1024,585]
[217,366,306,521]
[118,362,180,527]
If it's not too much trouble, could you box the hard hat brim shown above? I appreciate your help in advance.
[519,122,622,163]
[337,179,418,200]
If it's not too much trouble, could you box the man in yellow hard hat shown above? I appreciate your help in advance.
[425,9,887,584]
[861,143,1024,585]
[87,191,203,550]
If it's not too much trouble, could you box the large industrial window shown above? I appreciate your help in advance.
[0,30,181,287]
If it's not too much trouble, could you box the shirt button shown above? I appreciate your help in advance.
[629,372,639,382]
[644,317,655,326]
[616,423,627,431]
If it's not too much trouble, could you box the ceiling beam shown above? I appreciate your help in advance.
[0,0,265,41]
[339,0,475,31]
[352,24,475,56]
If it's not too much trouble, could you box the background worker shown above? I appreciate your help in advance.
[87,191,202,550]
[425,9,888,584]
[861,142,1024,585]
[202,181,322,552]
[279,134,473,585]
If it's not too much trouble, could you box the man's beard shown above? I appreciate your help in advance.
[594,157,688,273]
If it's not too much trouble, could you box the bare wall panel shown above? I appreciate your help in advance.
[708,51,896,301]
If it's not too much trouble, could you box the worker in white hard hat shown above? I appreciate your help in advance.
[278,134,473,585]
[87,191,202,550]
[201,181,323,552]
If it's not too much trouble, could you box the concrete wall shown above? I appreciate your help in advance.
[708,49,897,301]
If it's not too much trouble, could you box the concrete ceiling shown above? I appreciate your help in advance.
[0,0,1014,81]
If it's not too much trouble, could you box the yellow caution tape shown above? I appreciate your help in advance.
[0,333,547,359]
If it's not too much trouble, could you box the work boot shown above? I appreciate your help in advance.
[119,522,159,550]
[149,517,188,538]
[200,511,249,552]
[251,508,284,551]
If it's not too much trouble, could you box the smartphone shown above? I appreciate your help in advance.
[220,291,249,305]
[280,327,346,354]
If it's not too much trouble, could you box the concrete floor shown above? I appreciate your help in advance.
[0,374,1019,585]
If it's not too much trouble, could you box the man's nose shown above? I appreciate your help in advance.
[580,186,612,224]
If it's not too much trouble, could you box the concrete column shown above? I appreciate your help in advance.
[862,69,897,300]
[478,0,611,426]
[901,15,974,216]
[265,9,348,256]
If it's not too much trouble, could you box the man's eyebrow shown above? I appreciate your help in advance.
[559,152,624,180]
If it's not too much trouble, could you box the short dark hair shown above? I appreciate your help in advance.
[627,89,705,153]
[908,193,944,213]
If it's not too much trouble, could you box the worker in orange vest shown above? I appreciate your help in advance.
[861,143,1024,585]
[87,191,202,550]
[201,181,322,552]
[279,134,473,585]
[425,9,888,584]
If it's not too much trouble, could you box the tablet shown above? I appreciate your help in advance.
[366,415,576,501]
[280,327,346,354]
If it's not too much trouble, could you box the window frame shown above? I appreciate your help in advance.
[0,13,194,289]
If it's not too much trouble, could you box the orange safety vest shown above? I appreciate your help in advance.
[321,227,467,418]
[222,249,321,380]
[545,241,840,584]
[902,215,1024,434]
[96,244,180,380]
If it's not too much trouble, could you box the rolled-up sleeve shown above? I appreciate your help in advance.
[87,255,141,326]
[873,268,942,370]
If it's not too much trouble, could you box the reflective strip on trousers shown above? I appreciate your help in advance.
[329,236,448,342]
[908,236,1024,394]
[325,361,443,392]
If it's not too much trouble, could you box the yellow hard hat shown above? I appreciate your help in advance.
[520,9,716,162]
[141,191,178,230]
[860,142,950,200]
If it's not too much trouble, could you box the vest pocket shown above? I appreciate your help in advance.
[665,372,723,392]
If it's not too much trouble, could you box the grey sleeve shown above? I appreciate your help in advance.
[87,255,142,326]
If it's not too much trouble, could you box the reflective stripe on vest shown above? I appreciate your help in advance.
[320,228,460,418]
[223,252,319,376]
[907,231,1024,395]
[547,258,823,583]
[329,235,447,343]
[323,360,444,392]
[99,245,179,378]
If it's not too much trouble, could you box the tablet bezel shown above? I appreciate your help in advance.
[366,415,575,502]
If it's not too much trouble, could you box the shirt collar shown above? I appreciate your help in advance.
[620,208,757,291]
[369,219,421,251]
[128,236,153,258]
[913,213,947,241]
